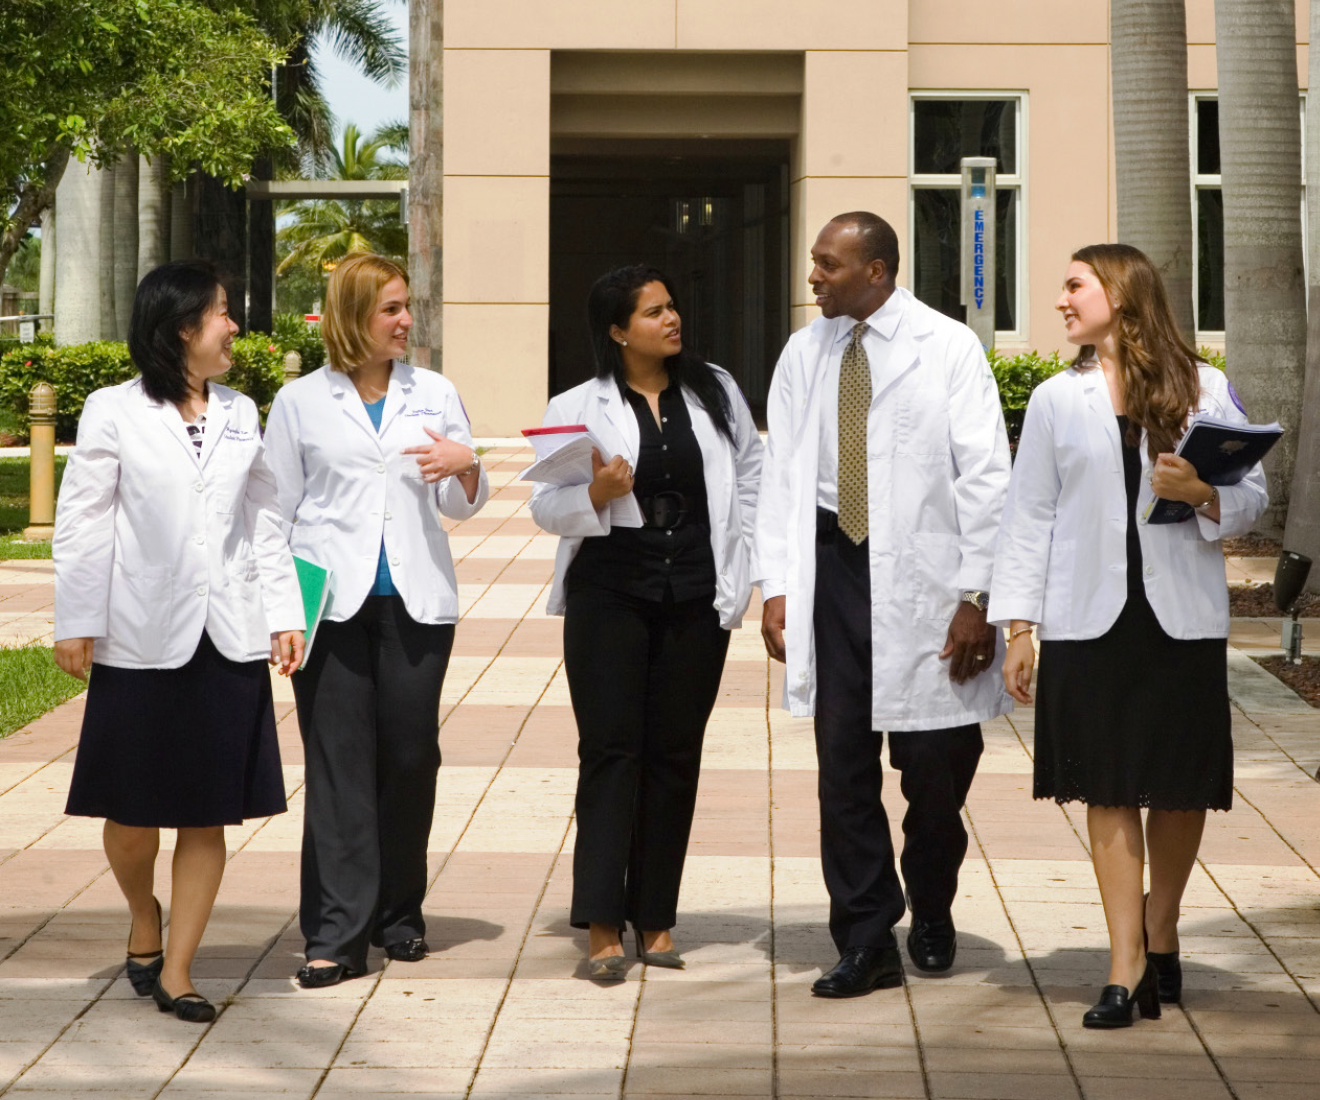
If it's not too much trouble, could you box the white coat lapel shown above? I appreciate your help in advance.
[683,385,730,523]
[377,359,410,439]
[595,378,639,463]
[869,292,921,400]
[144,386,202,467]
[326,368,384,449]
[1080,368,1121,468]
[197,385,231,470]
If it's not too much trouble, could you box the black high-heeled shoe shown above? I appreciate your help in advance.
[125,897,164,997]
[1082,960,1161,1029]
[1147,951,1182,1004]
[151,978,216,1023]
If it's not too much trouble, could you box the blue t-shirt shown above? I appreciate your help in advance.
[363,397,398,597]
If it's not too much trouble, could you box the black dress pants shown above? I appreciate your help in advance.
[813,510,983,953]
[292,595,454,972]
[563,584,730,931]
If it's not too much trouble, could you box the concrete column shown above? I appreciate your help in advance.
[409,0,443,372]
[442,48,550,434]
[113,153,139,339]
[138,153,170,282]
[38,206,55,332]
[53,160,101,346]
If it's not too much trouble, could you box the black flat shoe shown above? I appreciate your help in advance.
[1082,960,1161,1029]
[811,945,903,998]
[385,938,429,963]
[151,979,216,1023]
[1147,951,1182,1004]
[906,914,957,974]
[296,962,358,989]
[126,897,164,997]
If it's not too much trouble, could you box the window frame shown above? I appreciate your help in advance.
[907,90,1029,342]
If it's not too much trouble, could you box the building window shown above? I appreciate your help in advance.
[1193,93,1305,336]
[909,95,1025,337]
[1192,96,1224,333]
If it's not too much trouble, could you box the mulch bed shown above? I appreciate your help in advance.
[1228,583,1316,617]
[1222,534,1284,556]
[1252,655,1320,709]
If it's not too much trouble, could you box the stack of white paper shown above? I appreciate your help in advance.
[520,424,642,527]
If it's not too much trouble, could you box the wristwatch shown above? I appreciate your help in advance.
[961,590,990,612]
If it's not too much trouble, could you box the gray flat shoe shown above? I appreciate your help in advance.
[587,954,628,980]
[634,929,685,970]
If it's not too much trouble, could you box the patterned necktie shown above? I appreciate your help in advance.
[837,322,870,545]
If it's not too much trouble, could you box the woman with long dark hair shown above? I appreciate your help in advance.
[530,265,763,978]
[54,261,305,1022]
[989,244,1268,1028]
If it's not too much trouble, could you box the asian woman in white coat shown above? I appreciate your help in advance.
[263,253,488,988]
[530,265,762,978]
[54,262,306,1023]
[989,244,1268,1029]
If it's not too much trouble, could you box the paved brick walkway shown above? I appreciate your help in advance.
[1,444,1318,1099]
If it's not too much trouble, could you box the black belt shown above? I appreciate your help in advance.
[641,491,690,528]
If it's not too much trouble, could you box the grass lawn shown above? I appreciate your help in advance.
[0,642,85,739]
[0,455,65,560]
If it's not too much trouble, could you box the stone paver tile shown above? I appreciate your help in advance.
[470,1066,623,1094]
[6,1062,178,1091]
[335,1036,487,1067]
[627,1042,772,1069]
[479,1038,629,1069]
[1074,1078,1233,1100]
[632,1018,772,1045]
[316,1066,472,1093]
[925,1072,1082,1099]
[622,1065,774,1094]
[775,1071,926,1099]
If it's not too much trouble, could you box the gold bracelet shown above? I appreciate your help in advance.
[1008,626,1034,642]
[1194,485,1218,511]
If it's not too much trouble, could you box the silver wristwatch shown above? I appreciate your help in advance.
[961,590,990,612]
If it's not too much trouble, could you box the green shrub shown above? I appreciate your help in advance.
[987,348,1068,446]
[272,313,326,374]
[224,334,285,420]
[1197,346,1227,372]
[0,333,135,441]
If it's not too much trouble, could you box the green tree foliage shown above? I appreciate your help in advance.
[276,122,407,284]
[0,0,296,286]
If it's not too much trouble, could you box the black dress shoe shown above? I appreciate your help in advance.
[811,946,904,998]
[907,915,957,974]
[1147,951,1182,1004]
[151,979,216,1023]
[296,962,359,989]
[385,937,429,962]
[125,897,164,996]
[1082,960,1161,1029]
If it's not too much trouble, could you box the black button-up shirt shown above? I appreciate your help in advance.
[566,380,716,602]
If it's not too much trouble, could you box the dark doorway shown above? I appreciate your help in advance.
[549,141,790,422]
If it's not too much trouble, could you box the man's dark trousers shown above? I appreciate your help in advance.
[812,508,984,953]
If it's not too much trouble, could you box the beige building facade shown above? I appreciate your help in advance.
[441,0,1309,435]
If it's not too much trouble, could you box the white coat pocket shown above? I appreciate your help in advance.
[106,564,173,663]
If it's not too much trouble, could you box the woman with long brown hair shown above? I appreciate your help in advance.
[988,243,1267,1028]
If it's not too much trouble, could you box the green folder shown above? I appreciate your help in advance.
[293,555,332,669]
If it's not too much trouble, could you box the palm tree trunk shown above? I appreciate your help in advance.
[1214,0,1306,536]
[137,153,171,283]
[113,153,139,340]
[98,162,118,339]
[1283,0,1320,582]
[38,206,55,333]
[409,0,442,372]
[53,160,102,346]
[1111,0,1194,338]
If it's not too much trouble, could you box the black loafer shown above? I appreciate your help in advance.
[811,945,904,998]
[296,962,358,989]
[385,938,429,963]
[1147,951,1181,1004]
[1082,961,1161,1028]
[907,914,957,974]
[151,979,216,1023]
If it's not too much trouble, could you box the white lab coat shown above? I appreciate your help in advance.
[53,378,304,669]
[263,362,488,625]
[530,368,764,630]
[987,364,1268,639]
[752,288,1013,730]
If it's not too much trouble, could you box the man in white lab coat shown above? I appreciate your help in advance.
[754,212,1012,996]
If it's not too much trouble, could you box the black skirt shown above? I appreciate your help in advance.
[1034,591,1233,811]
[65,632,288,828]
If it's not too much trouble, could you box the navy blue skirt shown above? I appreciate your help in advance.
[65,632,288,828]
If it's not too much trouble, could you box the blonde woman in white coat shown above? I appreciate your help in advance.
[531,265,762,978]
[264,253,488,989]
[55,262,306,1023]
[990,244,1267,1029]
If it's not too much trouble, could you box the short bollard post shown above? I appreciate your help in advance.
[24,382,56,541]
[283,349,302,385]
